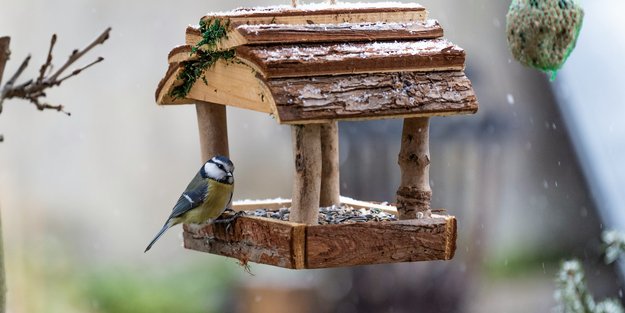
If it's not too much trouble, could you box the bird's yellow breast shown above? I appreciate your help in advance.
[181,180,233,224]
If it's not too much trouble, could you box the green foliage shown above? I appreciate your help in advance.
[170,18,235,99]
[81,261,237,313]
[170,49,235,100]
[193,18,231,53]
[506,0,584,80]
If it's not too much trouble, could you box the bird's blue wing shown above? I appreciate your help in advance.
[169,174,208,218]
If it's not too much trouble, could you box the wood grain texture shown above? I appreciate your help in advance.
[319,122,340,207]
[183,216,306,269]
[290,124,322,224]
[156,57,276,114]
[183,200,457,269]
[156,60,478,122]
[305,216,455,268]
[185,20,444,51]
[195,102,229,161]
[237,39,465,78]
[200,4,426,27]
[396,117,431,219]
[269,71,478,123]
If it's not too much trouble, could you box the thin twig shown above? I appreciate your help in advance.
[37,34,56,84]
[56,56,103,85]
[3,55,30,91]
[48,27,110,82]
[31,98,69,115]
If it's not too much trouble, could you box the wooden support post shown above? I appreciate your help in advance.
[396,117,432,219]
[319,122,340,207]
[290,124,322,225]
[195,101,229,161]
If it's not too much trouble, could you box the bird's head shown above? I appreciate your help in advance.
[203,155,234,184]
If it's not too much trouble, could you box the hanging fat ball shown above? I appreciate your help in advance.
[506,0,584,79]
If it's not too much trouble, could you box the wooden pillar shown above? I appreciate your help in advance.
[290,124,322,225]
[195,101,229,161]
[396,117,432,219]
[319,122,340,207]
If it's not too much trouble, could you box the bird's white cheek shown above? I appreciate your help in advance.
[204,163,222,179]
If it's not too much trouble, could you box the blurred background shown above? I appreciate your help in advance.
[1,0,624,312]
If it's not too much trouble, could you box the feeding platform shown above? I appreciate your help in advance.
[184,198,456,269]
[155,2,478,269]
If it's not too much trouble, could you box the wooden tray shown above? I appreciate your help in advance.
[183,198,456,269]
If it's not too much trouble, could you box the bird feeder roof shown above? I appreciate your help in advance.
[155,2,478,124]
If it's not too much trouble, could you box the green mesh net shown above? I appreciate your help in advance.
[506,0,584,80]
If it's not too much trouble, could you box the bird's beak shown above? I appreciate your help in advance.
[227,172,233,177]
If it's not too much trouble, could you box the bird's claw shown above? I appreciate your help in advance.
[215,211,244,233]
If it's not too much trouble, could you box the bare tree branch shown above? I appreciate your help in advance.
[0,27,111,114]
[2,55,30,93]
[0,37,10,87]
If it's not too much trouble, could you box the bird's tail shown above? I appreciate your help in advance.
[144,220,173,253]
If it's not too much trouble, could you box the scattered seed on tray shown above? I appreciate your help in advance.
[243,204,397,224]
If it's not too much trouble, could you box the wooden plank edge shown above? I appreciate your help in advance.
[445,215,457,260]
[155,63,193,105]
[291,223,306,269]
[155,56,277,115]
[235,40,466,79]
[233,198,293,211]
[185,20,444,51]
[201,3,427,21]
[276,106,479,125]
[168,45,194,63]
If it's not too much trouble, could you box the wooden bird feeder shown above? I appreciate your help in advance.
[155,2,478,269]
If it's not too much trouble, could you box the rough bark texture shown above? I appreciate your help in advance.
[237,39,464,78]
[290,124,322,224]
[269,71,478,123]
[186,20,443,50]
[183,207,457,269]
[195,101,229,162]
[396,117,432,219]
[306,216,455,268]
[319,122,340,207]
[238,20,442,44]
[183,216,306,269]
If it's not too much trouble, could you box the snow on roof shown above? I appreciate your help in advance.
[206,2,425,17]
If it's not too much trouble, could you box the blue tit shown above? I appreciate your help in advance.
[145,155,235,252]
